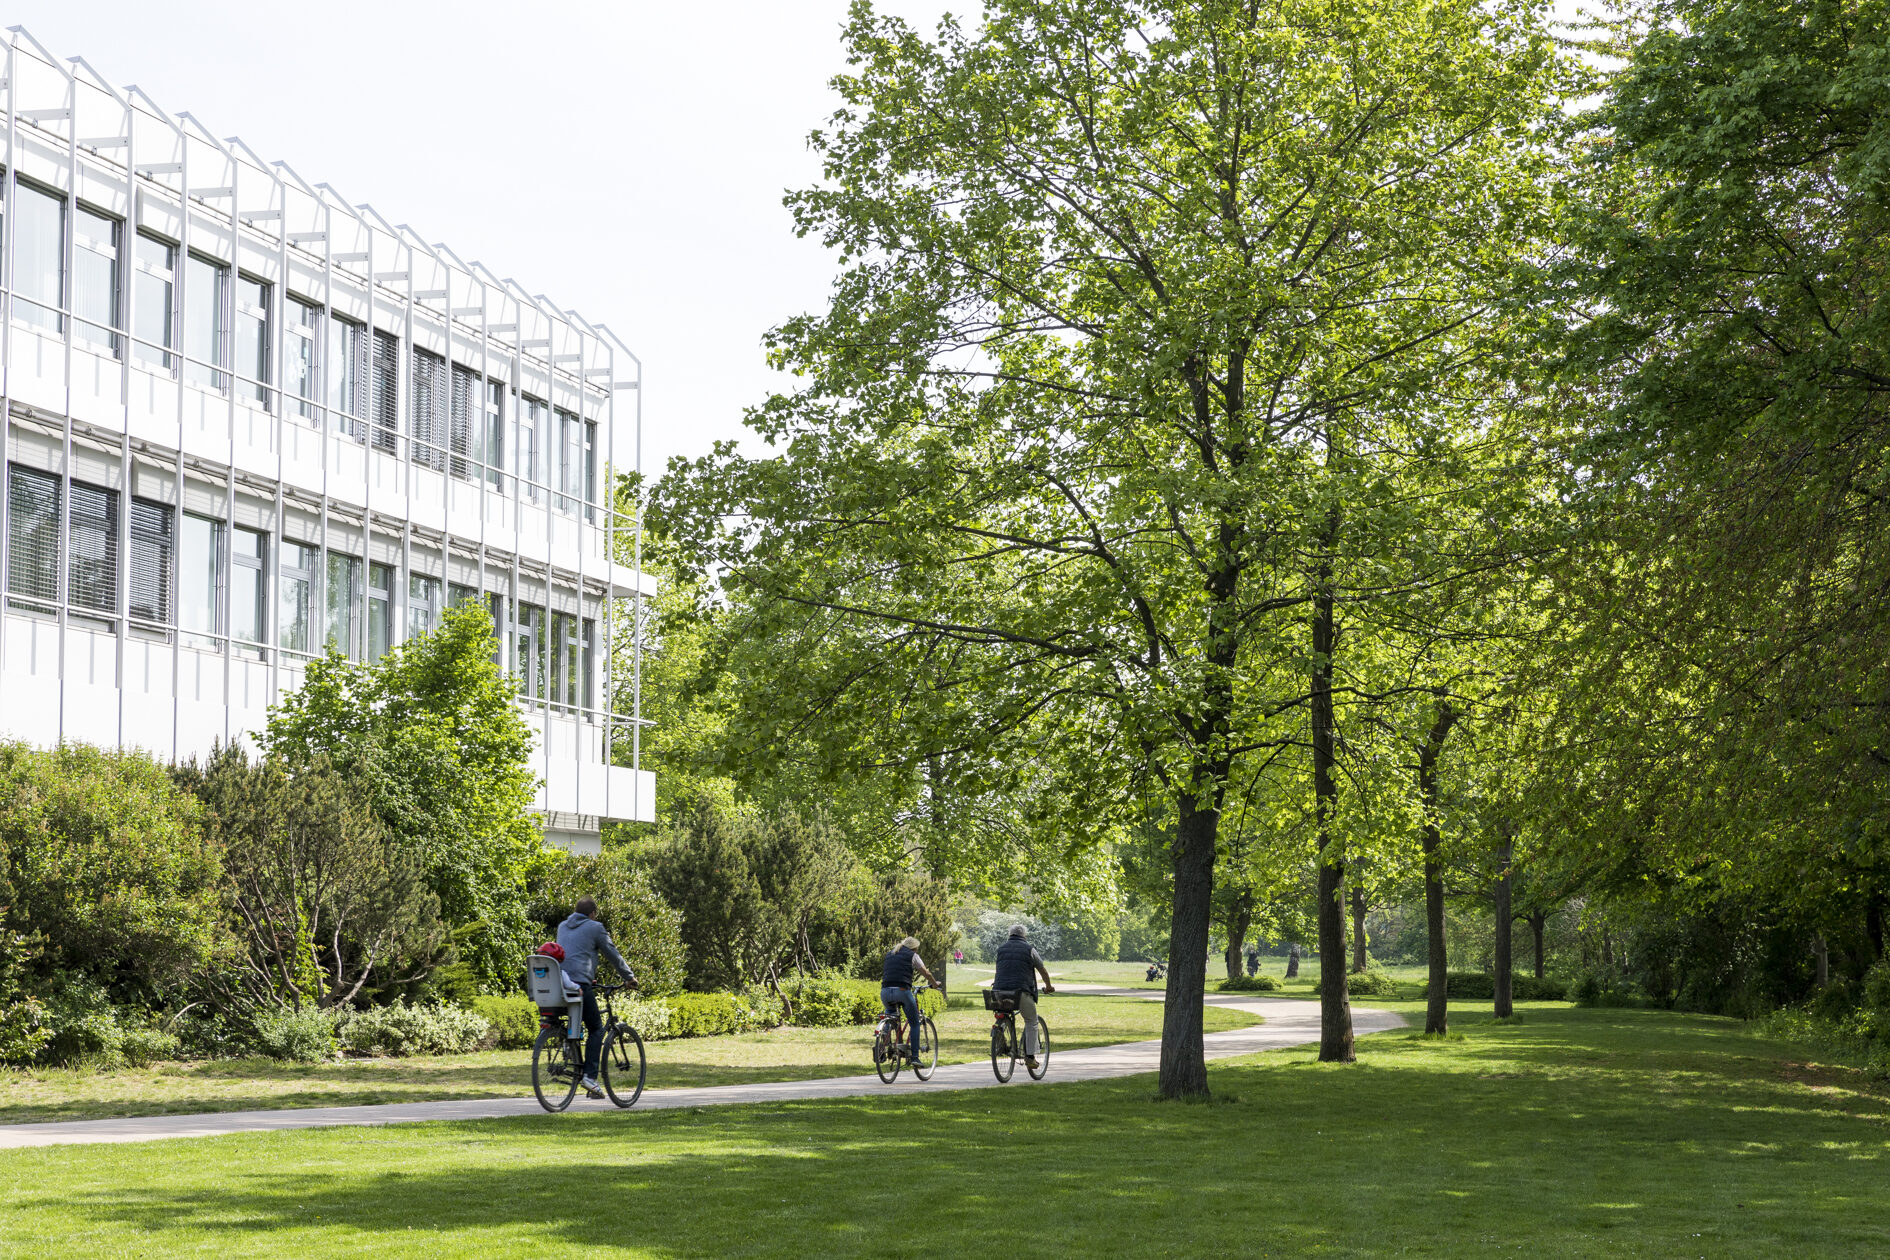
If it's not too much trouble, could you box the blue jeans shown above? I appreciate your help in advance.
[881,985,920,1056]
[578,982,603,1080]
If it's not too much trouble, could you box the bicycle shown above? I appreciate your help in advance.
[872,981,939,1084]
[532,981,646,1112]
[984,986,1051,1082]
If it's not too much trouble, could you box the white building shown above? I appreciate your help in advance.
[0,31,653,851]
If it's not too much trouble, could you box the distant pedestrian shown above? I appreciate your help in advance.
[1245,944,1259,977]
[1286,943,1301,979]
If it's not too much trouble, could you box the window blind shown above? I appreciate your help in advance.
[449,363,477,481]
[411,348,447,472]
[129,496,174,625]
[6,464,60,604]
[68,479,119,614]
[370,328,399,454]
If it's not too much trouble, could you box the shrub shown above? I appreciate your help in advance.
[118,1025,181,1067]
[1347,970,1398,996]
[336,1002,489,1057]
[1217,974,1282,993]
[617,995,675,1042]
[471,995,538,1050]
[529,848,687,995]
[662,991,782,1039]
[779,973,875,1027]
[1512,975,1569,1002]
[254,1006,339,1062]
[0,741,224,1003]
[1572,969,1646,1008]
[0,929,50,1064]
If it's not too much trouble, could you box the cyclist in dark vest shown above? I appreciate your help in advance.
[881,936,942,1061]
[991,924,1056,1071]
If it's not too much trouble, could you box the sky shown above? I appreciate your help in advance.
[2,0,952,480]
[6,0,1587,482]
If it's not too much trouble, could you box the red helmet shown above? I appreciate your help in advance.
[538,942,566,961]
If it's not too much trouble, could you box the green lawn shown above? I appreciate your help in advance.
[0,992,1256,1125]
[2,1005,1883,1256]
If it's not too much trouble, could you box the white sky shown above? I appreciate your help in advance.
[5,0,1587,483]
[2,0,952,481]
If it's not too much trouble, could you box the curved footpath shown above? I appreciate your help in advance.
[0,988,1403,1149]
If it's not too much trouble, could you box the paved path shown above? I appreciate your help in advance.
[0,989,1402,1149]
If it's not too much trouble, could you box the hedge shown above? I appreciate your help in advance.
[1419,973,1569,1001]
[1217,974,1282,993]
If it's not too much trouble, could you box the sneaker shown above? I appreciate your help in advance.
[581,1076,603,1097]
[1025,1057,1039,1071]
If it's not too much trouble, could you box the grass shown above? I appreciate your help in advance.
[3,1005,1886,1256]
[0,991,1256,1126]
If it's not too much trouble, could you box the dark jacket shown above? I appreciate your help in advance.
[993,937,1042,997]
[556,912,634,986]
[882,945,919,988]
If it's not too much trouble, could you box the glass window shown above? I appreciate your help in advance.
[368,561,393,660]
[370,329,399,454]
[448,363,478,481]
[235,276,270,407]
[5,464,60,605]
[554,408,581,514]
[279,541,316,654]
[180,513,224,649]
[328,314,365,436]
[68,480,119,615]
[184,254,228,391]
[515,601,545,700]
[286,298,320,421]
[14,183,65,333]
[519,396,546,503]
[411,348,447,471]
[129,498,174,627]
[74,207,121,355]
[231,526,266,657]
[325,552,361,658]
[583,420,599,523]
[484,381,506,490]
[581,617,595,713]
[408,573,441,639]
[133,234,176,369]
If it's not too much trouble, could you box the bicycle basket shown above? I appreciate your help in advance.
[984,988,1020,1013]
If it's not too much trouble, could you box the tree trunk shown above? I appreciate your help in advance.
[1531,910,1547,979]
[1286,944,1300,978]
[1350,878,1369,973]
[1161,796,1219,1098]
[1312,558,1352,1062]
[1600,926,1614,968]
[1223,901,1252,982]
[1493,835,1514,1019]
[1813,934,1829,988]
[1418,698,1457,1036]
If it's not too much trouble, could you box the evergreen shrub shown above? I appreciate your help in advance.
[335,1002,488,1056]
[1217,974,1281,992]
[254,1007,339,1062]
[471,995,538,1050]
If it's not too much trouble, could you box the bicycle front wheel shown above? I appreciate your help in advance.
[874,1024,901,1084]
[532,1027,579,1112]
[602,1025,646,1108]
[913,1016,938,1081]
[990,1019,1016,1083]
[1027,1017,1050,1080]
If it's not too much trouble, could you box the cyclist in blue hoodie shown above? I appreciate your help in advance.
[557,897,638,1098]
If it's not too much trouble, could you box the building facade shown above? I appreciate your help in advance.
[0,31,653,850]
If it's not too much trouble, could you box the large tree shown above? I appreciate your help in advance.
[658,0,1568,1094]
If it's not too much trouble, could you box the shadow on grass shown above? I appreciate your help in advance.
[10,1008,1890,1258]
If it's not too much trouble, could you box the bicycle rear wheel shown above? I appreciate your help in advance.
[602,1025,646,1108]
[1027,1017,1050,1080]
[532,1027,579,1112]
[874,1023,901,1084]
[912,1016,938,1081]
[990,1018,1016,1082]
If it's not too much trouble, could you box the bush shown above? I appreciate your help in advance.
[662,990,782,1038]
[617,995,675,1041]
[1417,972,1572,1002]
[1217,974,1281,992]
[1512,975,1569,1001]
[118,1025,181,1067]
[0,928,50,1064]
[1572,969,1647,1008]
[530,848,687,995]
[1347,970,1398,996]
[0,742,224,1004]
[335,1002,489,1057]
[471,995,538,1050]
[254,1007,339,1062]
[779,973,878,1027]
